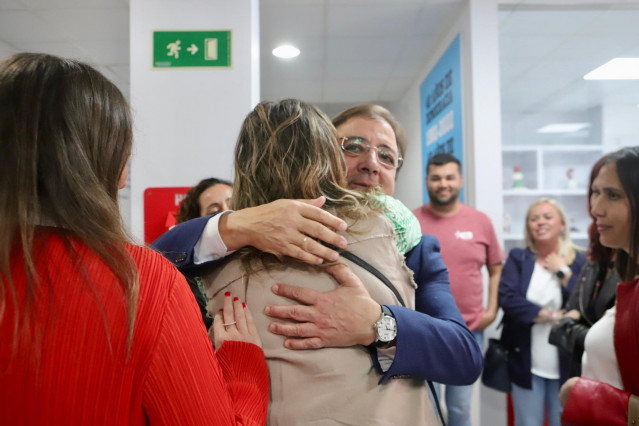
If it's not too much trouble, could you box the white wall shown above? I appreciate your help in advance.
[129,0,260,240]
[392,0,502,225]
[392,1,505,425]
[601,103,639,152]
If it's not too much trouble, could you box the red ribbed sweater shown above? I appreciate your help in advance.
[0,229,268,425]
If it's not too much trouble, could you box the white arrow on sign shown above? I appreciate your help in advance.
[187,44,199,55]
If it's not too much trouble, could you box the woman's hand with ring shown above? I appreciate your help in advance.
[211,291,262,349]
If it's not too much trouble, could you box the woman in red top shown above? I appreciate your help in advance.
[0,53,268,425]
[559,146,639,425]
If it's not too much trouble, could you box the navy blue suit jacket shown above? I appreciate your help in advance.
[498,247,586,388]
[152,215,483,385]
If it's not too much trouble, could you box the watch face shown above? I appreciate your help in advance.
[376,316,397,342]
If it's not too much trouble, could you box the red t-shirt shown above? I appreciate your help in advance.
[0,230,268,425]
[413,204,505,330]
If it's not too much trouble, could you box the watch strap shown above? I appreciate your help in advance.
[556,265,570,279]
[373,305,396,347]
[381,305,394,318]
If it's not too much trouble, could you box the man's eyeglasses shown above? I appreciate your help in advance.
[340,136,403,169]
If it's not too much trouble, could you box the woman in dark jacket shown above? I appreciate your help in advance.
[550,156,620,378]
[559,146,639,426]
[499,197,586,426]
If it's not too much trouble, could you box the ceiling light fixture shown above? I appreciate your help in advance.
[272,45,300,59]
[536,123,591,134]
[583,58,639,80]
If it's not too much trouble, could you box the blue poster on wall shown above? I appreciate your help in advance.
[419,34,464,203]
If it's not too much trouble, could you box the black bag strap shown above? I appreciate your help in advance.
[338,249,406,307]
[333,246,445,426]
[426,380,447,426]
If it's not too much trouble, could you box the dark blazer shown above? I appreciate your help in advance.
[152,216,484,386]
[498,247,586,389]
[383,235,483,385]
[152,215,212,272]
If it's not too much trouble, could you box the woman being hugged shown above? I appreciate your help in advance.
[203,99,440,425]
[559,147,639,426]
[499,198,586,426]
[0,53,267,425]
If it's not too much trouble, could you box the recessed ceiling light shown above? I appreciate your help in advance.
[537,123,591,133]
[584,58,639,80]
[272,45,300,59]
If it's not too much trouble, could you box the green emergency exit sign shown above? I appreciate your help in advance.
[153,31,231,68]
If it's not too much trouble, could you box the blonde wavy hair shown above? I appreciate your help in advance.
[232,99,381,270]
[523,197,577,264]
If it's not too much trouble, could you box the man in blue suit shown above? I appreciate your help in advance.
[153,104,483,390]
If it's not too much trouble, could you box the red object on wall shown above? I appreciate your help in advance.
[143,187,190,245]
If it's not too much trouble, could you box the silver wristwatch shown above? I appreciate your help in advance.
[373,305,397,347]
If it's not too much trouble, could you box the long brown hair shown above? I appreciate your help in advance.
[232,99,379,269]
[0,53,138,349]
[601,147,639,281]
[587,156,615,263]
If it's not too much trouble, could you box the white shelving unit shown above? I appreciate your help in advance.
[502,145,603,253]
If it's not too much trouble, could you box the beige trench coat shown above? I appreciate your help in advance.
[203,213,437,425]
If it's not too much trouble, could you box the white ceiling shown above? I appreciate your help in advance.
[0,0,638,117]
[0,0,130,96]
[499,5,639,114]
[260,0,462,114]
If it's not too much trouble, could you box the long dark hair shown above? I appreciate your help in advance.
[0,53,138,348]
[587,156,615,263]
[176,177,233,224]
[602,147,639,281]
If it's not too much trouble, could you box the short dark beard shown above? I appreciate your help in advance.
[428,191,458,207]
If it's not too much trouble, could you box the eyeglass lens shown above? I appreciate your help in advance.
[341,137,400,168]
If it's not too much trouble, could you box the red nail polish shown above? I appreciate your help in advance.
[233,297,239,301]
[224,291,231,297]
[219,308,223,312]
[242,303,246,308]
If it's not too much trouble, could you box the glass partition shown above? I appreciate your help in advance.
[499,6,639,253]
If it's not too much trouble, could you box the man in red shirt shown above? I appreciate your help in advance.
[413,153,505,426]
